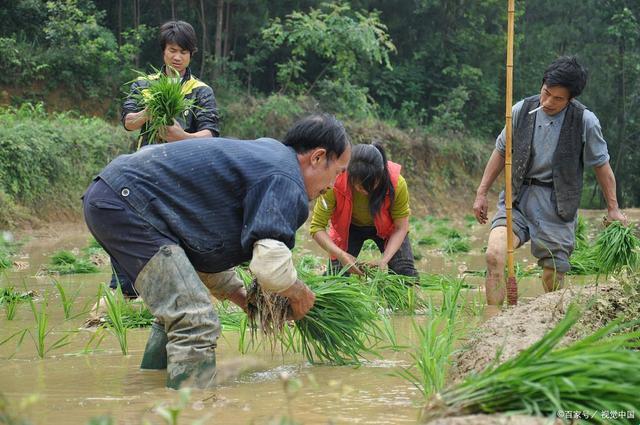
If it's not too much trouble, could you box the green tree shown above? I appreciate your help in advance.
[261,2,396,118]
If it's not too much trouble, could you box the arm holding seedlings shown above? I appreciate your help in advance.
[593,161,627,225]
[160,86,219,141]
[312,230,363,275]
[123,109,150,131]
[310,194,363,275]
[250,239,315,320]
[197,270,248,312]
[473,149,505,224]
[160,121,213,142]
[375,216,410,270]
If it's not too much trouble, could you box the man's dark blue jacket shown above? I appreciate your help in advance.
[98,137,309,272]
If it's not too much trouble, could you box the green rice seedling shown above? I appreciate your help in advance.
[364,271,424,313]
[247,274,382,365]
[102,298,154,329]
[417,236,438,246]
[0,251,10,270]
[419,274,470,291]
[378,315,407,351]
[1,286,32,320]
[422,304,640,423]
[293,276,381,364]
[435,225,461,239]
[568,246,599,275]
[53,280,80,319]
[28,297,74,359]
[296,254,323,274]
[441,238,471,255]
[593,222,640,276]
[397,280,465,397]
[575,214,589,250]
[101,284,129,355]
[131,67,196,148]
[47,250,98,275]
[216,302,246,332]
[80,327,107,355]
[82,237,106,257]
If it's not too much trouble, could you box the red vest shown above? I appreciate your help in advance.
[328,161,401,252]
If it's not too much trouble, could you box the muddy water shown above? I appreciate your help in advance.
[0,210,633,424]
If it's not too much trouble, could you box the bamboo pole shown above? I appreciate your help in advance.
[505,0,517,305]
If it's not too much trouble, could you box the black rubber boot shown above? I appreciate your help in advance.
[140,320,168,370]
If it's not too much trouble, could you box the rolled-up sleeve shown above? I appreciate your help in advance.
[582,110,610,168]
[121,80,146,128]
[194,86,220,137]
[249,239,297,292]
[240,174,309,252]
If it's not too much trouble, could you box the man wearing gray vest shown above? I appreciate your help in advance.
[473,56,626,305]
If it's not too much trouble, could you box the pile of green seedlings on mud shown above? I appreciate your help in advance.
[420,304,640,424]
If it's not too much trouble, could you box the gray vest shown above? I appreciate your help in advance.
[513,95,585,221]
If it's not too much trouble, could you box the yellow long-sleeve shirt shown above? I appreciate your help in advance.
[309,175,411,236]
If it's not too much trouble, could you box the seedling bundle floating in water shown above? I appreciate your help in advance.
[131,67,196,148]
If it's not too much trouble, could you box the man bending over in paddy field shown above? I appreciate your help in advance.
[83,114,350,389]
[473,56,627,306]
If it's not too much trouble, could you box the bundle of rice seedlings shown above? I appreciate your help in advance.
[247,274,381,365]
[421,304,640,423]
[417,236,438,246]
[47,250,98,274]
[568,246,599,275]
[593,222,640,276]
[0,251,10,270]
[366,272,424,313]
[294,276,381,364]
[131,67,196,148]
[420,273,470,290]
[575,214,590,250]
[441,238,471,255]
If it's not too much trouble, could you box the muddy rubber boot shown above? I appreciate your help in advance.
[166,356,217,390]
[135,245,220,390]
[140,320,168,370]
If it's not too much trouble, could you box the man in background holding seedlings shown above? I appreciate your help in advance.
[113,20,220,298]
[473,56,626,305]
[83,114,350,389]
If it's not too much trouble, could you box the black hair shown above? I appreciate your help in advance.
[160,21,198,55]
[282,114,350,160]
[542,56,587,98]
[348,143,394,218]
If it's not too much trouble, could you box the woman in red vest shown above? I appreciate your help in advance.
[310,143,418,278]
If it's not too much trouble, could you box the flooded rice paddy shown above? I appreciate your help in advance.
[0,209,628,424]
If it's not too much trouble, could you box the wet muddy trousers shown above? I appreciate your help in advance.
[136,245,220,389]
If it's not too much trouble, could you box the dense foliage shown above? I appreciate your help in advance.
[0,0,638,206]
[0,103,134,226]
